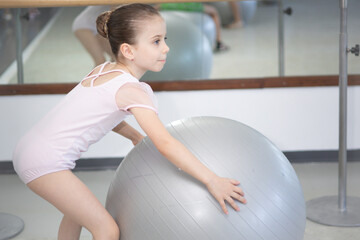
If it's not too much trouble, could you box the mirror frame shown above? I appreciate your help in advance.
[1,76,360,95]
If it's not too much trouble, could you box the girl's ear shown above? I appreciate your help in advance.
[119,43,135,61]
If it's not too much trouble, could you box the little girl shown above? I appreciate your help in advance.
[13,4,246,240]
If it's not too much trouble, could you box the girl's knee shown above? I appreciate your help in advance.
[108,220,120,240]
[92,218,119,240]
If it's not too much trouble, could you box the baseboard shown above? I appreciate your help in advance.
[0,157,124,175]
[284,149,360,163]
[1,150,359,174]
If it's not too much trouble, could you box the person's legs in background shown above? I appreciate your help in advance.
[203,4,229,52]
[226,1,243,29]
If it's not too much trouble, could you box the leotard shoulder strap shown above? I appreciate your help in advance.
[82,62,128,87]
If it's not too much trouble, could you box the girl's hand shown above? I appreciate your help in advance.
[112,121,144,146]
[206,176,247,214]
[132,135,144,146]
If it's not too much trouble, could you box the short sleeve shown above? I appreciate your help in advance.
[116,82,158,114]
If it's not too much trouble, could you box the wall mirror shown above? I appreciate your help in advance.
[0,0,359,91]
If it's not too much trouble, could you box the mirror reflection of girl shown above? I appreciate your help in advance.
[13,4,246,240]
[72,5,115,66]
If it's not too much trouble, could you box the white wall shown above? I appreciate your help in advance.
[1,86,360,161]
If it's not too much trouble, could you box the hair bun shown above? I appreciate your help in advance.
[96,10,112,38]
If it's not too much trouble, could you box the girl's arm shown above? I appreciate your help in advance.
[130,108,247,214]
[112,121,144,145]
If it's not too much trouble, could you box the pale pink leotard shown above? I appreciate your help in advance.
[13,62,158,184]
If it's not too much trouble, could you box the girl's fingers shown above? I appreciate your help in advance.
[219,199,228,214]
[231,192,247,204]
[230,179,240,185]
[229,179,244,196]
[226,197,240,212]
[209,177,246,214]
[233,186,245,196]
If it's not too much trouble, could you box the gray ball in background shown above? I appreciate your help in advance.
[106,116,306,240]
[142,12,213,82]
[172,11,216,48]
[208,1,257,26]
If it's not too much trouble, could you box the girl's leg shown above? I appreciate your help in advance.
[74,29,107,66]
[96,34,115,62]
[27,170,119,240]
[58,215,82,240]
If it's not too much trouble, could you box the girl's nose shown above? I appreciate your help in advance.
[163,43,170,54]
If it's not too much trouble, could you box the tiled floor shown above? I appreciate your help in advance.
[1,162,360,239]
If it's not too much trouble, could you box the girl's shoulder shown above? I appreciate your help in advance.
[115,81,158,113]
[81,62,133,87]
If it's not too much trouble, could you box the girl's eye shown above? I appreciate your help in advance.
[155,37,167,45]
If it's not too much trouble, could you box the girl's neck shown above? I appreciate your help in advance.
[112,61,145,80]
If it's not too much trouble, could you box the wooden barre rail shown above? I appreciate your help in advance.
[0,0,251,8]
[1,75,360,96]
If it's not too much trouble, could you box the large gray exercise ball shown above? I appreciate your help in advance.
[172,11,216,48]
[208,1,257,26]
[106,116,306,240]
[142,12,213,81]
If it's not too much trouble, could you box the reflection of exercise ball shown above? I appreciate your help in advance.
[208,1,257,26]
[106,116,306,240]
[172,11,216,48]
[142,12,213,81]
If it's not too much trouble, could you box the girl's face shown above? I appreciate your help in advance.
[131,16,169,75]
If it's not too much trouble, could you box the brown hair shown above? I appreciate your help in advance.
[96,4,161,58]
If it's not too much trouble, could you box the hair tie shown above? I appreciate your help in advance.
[104,18,109,38]
[103,11,112,38]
